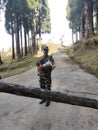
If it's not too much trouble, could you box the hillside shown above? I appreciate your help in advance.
[67,37,98,78]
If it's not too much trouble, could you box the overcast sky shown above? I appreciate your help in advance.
[48,0,67,35]
[48,0,72,44]
[0,10,12,50]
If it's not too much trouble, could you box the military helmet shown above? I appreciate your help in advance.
[42,45,49,51]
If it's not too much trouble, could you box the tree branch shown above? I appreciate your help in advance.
[0,82,98,109]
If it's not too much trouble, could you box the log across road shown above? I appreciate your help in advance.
[0,48,98,130]
[0,82,98,109]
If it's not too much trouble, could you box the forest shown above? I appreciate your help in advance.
[66,0,98,43]
[0,0,98,77]
[66,0,98,77]
[0,0,51,62]
[0,0,98,58]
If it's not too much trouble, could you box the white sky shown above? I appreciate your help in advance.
[0,11,12,51]
[49,0,68,35]
[0,0,72,51]
[47,0,72,45]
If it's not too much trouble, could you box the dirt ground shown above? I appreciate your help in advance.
[0,48,98,130]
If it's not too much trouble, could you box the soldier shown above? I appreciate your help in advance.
[36,45,55,106]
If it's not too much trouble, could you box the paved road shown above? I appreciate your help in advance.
[0,48,98,130]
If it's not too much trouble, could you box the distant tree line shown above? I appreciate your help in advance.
[0,0,51,61]
[66,0,98,43]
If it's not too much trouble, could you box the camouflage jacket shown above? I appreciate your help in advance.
[36,55,55,75]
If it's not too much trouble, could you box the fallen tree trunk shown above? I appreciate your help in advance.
[0,82,98,109]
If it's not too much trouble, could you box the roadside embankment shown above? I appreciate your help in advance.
[66,38,98,78]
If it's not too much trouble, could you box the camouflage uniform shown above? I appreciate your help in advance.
[36,54,55,90]
[36,45,55,106]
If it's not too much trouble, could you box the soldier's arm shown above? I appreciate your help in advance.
[36,56,45,67]
[49,55,56,69]
[36,57,42,66]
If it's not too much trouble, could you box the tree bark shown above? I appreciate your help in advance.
[32,10,37,53]
[96,7,98,33]
[84,0,94,38]
[0,54,3,65]
[24,29,28,56]
[72,28,74,44]
[16,16,21,59]
[0,82,98,109]
[11,18,15,60]
[80,13,85,39]
[20,24,23,56]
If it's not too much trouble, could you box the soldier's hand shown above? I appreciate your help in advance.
[39,65,45,69]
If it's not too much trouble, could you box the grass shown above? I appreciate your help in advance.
[0,42,62,78]
[67,45,98,77]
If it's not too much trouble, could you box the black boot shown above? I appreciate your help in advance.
[45,100,50,107]
[39,99,46,104]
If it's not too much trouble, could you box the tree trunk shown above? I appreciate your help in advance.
[16,16,21,59]
[38,13,42,51]
[11,20,15,60]
[90,0,94,35]
[84,0,94,38]
[72,28,74,44]
[0,53,3,65]
[27,31,30,47]
[0,82,98,109]
[12,32,15,60]
[32,12,36,53]
[24,29,28,56]
[20,25,23,56]
[80,14,85,39]
[27,31,32,54]
[75,31,78,42]
[96,7,98,33]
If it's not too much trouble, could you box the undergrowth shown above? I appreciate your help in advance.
[67,44,98,78]
[0,43,62,78]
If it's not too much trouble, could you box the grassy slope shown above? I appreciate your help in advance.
[0,43,62,78]
[67,45,98,77]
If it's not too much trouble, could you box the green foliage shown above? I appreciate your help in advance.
[26,0,37,9]
[66,0,84,32]
[5,0,32,34]
[5,0,51,35]
[41,7,51,33]
[4,0,51,61]
[39,0,51,33]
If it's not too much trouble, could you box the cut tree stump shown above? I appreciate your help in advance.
[0,82,98,109]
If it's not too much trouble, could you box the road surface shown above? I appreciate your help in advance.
[0,48,98,130]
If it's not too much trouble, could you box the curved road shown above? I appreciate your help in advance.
[0,48,98,130]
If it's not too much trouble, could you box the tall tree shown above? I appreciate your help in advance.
[26,0,51,53]
[83,0,94,38]
[35,0,51,50]
[4,0,51,58]
[66,0,84,41]
[26,0,37,53]
[67,0,94,41]
[5,0,32,58]
[5,0,21,59]
[93,0,98,33]
[5,0,16,60]
[40,0,51,33]
[0,53,3,65]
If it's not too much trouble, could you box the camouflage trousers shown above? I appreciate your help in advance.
[39,72,51,90]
